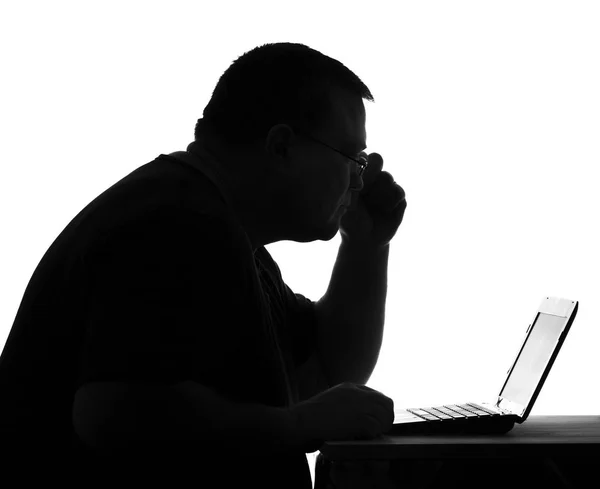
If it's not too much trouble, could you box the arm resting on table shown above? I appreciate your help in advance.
[72,380,309,455]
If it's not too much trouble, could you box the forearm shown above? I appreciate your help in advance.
[174,381,314,453]
[73,380,311,455]
[316,240,389,386]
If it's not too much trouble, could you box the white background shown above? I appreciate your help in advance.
[1,0,599,484]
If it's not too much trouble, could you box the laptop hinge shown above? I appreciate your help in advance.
[495,405,513,415]
[479,401,513,416]
[496,397,525,416]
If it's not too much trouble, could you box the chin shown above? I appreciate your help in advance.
[290,209,343,243]
[287,223,337,243]
[316,216,344,242]
[294,229,338,243]
[319,229,340,242]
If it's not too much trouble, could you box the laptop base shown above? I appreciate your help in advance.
[388,414,517,436]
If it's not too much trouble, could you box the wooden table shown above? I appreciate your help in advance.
[315,416,600,488]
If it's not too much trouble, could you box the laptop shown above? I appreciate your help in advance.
[388,296,578,435]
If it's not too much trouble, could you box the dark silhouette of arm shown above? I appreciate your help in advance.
[72,380,308,455]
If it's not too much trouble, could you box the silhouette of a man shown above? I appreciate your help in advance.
[0,42,406,487]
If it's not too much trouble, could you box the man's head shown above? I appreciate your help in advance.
[191,42,373,248]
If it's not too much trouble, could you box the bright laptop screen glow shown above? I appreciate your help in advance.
[499,312,565,408]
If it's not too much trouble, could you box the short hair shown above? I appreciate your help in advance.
[196,42,374,148]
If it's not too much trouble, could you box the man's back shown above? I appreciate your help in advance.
[0,152,316,487]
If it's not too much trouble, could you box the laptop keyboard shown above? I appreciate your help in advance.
[407,402,501,422]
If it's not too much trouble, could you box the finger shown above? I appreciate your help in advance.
[354,385,395,427]
[358,401,393,436]
[355,385,393,407]
[369,394,395,430]
[375,400,395,432]
[362,171,394,198]
[361,152,383,187]
[394,181,406,203]
[363,176,406,211]
[360,414,383,439]
[393,197,408,223]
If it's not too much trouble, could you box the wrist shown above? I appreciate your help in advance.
[286,406,324,453]
[340,236,390,257]
[285,406,307,448]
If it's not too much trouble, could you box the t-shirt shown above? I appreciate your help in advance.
[0,147,318,487]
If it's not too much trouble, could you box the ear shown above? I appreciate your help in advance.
[265,124,295,159]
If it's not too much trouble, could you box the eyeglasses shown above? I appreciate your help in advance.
[293,127,368,177]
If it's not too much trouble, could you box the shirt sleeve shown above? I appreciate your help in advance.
[76,208,255,392]
[253,247,319,370]
[282,286,318,369]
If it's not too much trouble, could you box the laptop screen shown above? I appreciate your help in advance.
[498,312,566,415]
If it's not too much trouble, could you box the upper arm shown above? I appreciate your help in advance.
[279,284,330,401]
[295,352,331,402]
[72,380,204,450]
[297,302,333,401]
[72,381,130,449]
[281,288,319,369]
[78,211,246,387]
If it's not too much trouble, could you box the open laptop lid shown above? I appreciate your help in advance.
[495,297,578,422]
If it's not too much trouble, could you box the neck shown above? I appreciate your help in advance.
[186,140,279,252]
